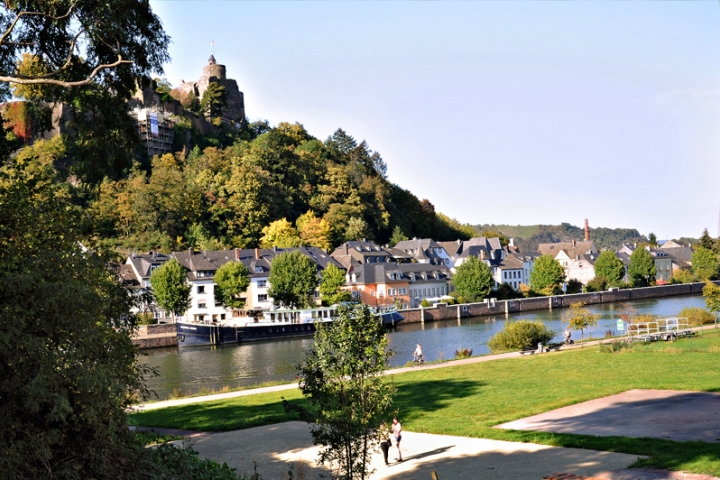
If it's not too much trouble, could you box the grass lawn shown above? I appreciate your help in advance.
[130,331,720,476]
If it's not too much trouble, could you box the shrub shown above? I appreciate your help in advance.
[137,312,157,325]
[492,283,519,300]
[679,306,716,326]
[566,279,583,294]
[420,298,430,308]
[487,320,556,353]
[599,341,633,354]
[585,277,607,292]
[670,268,696,284]
[454,347,473,359]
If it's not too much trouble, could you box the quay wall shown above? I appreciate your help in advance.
[398,281,718,325]
[132,323,178,349]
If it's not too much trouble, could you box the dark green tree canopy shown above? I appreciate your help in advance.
[201,82,228,118]
[214,260,251,310]
[149,258,191,317]
[699,228,715,250]
[628,247,656,286]
[452,256,493,301]
[530,254,565,295]
[0,0,169,100]
[268,250,318,309]
[593,250,625,286]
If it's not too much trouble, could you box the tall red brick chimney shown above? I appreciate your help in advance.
[584,219,589,241]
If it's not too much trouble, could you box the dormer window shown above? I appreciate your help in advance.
[255,266,263,273]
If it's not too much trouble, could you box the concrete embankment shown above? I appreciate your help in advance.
[399,281,717,324]
[132,324,177,349]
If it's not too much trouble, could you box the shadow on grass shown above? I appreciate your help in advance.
[391,378,485,422]
[130,395,311,432]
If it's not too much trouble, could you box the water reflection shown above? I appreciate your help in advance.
[140,295,707,400]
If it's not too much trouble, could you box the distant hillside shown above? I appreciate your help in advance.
[476,223,647,253]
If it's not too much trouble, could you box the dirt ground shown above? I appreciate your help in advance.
[495,389,720,443]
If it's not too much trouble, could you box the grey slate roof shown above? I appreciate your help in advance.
[126,252,173,279]
[346,262,451,285]
[538,241,598,259]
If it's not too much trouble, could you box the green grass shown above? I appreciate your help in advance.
[130,331,720,475]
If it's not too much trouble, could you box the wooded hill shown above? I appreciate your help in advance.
[478,223,648,252]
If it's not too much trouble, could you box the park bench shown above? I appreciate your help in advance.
[520,346,537,355]
[544,342,562,352]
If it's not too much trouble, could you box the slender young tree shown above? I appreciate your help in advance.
[285,304,395,480]
[149,259,191,318]
[563,302,600,346]
[214,260,251,309]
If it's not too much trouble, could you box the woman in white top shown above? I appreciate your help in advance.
[392,416,403,462]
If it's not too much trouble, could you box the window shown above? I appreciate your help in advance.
[198,302,206,309]
[352,290,360,299]
[370,290,375,297]
[257,280,267,288]
[255,266,263,273]
[221,314,226,320]
[401,288,407,295]
[197,285,205,294]
[257,294,268,302]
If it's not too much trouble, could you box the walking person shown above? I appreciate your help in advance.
[380,436,392,466]
[563,327,572,345]
[392,416,403,462]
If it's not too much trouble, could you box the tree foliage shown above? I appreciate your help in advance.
[319,264,352,306]
[213,261,250,310]
[529,255,565,295]
[0,157,150,478]
[149,259,191,317]
[201,82,228,118]
[593,250,625,286]
[699,228,714,250]
[703,281,720,318]
[285,304,395,480]
[628,248,656,287]
[563,302,599,346]
[691,246,719,280]
[267,250,318,309]
[452,256,493,301]
[487,320,556,352]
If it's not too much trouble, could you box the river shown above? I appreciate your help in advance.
[139,294,709,400]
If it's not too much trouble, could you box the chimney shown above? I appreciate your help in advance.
[584,219,589,241]
[235,248,240,261]
[344,244,348,255]
[480,250,486,260]
[189,247,194,256]
[572,240,576,247]
[255,248,260,260]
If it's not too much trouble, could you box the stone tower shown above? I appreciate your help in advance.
[178,55,246,127]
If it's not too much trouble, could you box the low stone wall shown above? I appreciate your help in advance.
[133,323,178,349]
[136,323,177,336]
[398,281,718,324]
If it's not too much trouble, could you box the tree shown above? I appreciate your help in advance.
[699,228,714,250]
[149,259,191,318]
[563,302,599,346]
[297,210,332,250]
[628,248,656,287]
[200,82,228,118]
[389,225,409,247]
[345,216,370,242]
[452,256,493,301]
[260,218,302,248]
[319,264,351,306]
[214,261,250,310]
[530,255,565,295]
[285,304,395,480]
[0,159,149,478]
[593,250,625,286]
[691,247,719,280]
[0,0,169,96]
[268,250,318,309]
[648,232,658,247]
[703,281,720,322]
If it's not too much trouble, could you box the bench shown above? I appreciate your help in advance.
[520,346,536,355]
[545,343,562,352]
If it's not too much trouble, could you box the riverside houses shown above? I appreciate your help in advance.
[344,263,411,309]
[122,252,174,321]
[171,246,343,323]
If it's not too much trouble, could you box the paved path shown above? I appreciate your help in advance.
[496,389,720,443]
[174,421,642,480]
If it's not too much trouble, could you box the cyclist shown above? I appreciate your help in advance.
[412,344,424,364]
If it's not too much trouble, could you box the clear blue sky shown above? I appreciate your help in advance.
[150,1,720,240]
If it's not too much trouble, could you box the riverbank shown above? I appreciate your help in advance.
[399,281,718,323]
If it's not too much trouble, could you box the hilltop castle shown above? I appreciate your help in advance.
[177,55,246,126]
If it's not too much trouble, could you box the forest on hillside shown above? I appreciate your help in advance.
[15,119,474,253]
[478,223,648,252]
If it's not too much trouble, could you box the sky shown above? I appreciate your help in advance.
[149,1,720,240]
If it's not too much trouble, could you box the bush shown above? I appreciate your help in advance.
[492,283,519,300]
[487,320,556,353]
[137,312,157,325]
[599,340,633,354]
[420,298,430,308]
[670,269,696,284]
[566,279,583,294]
[585,277,607,292]
[679,306,716,326]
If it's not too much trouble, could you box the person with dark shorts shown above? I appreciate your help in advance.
[380,436,392,465]
[392,416,403,462]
